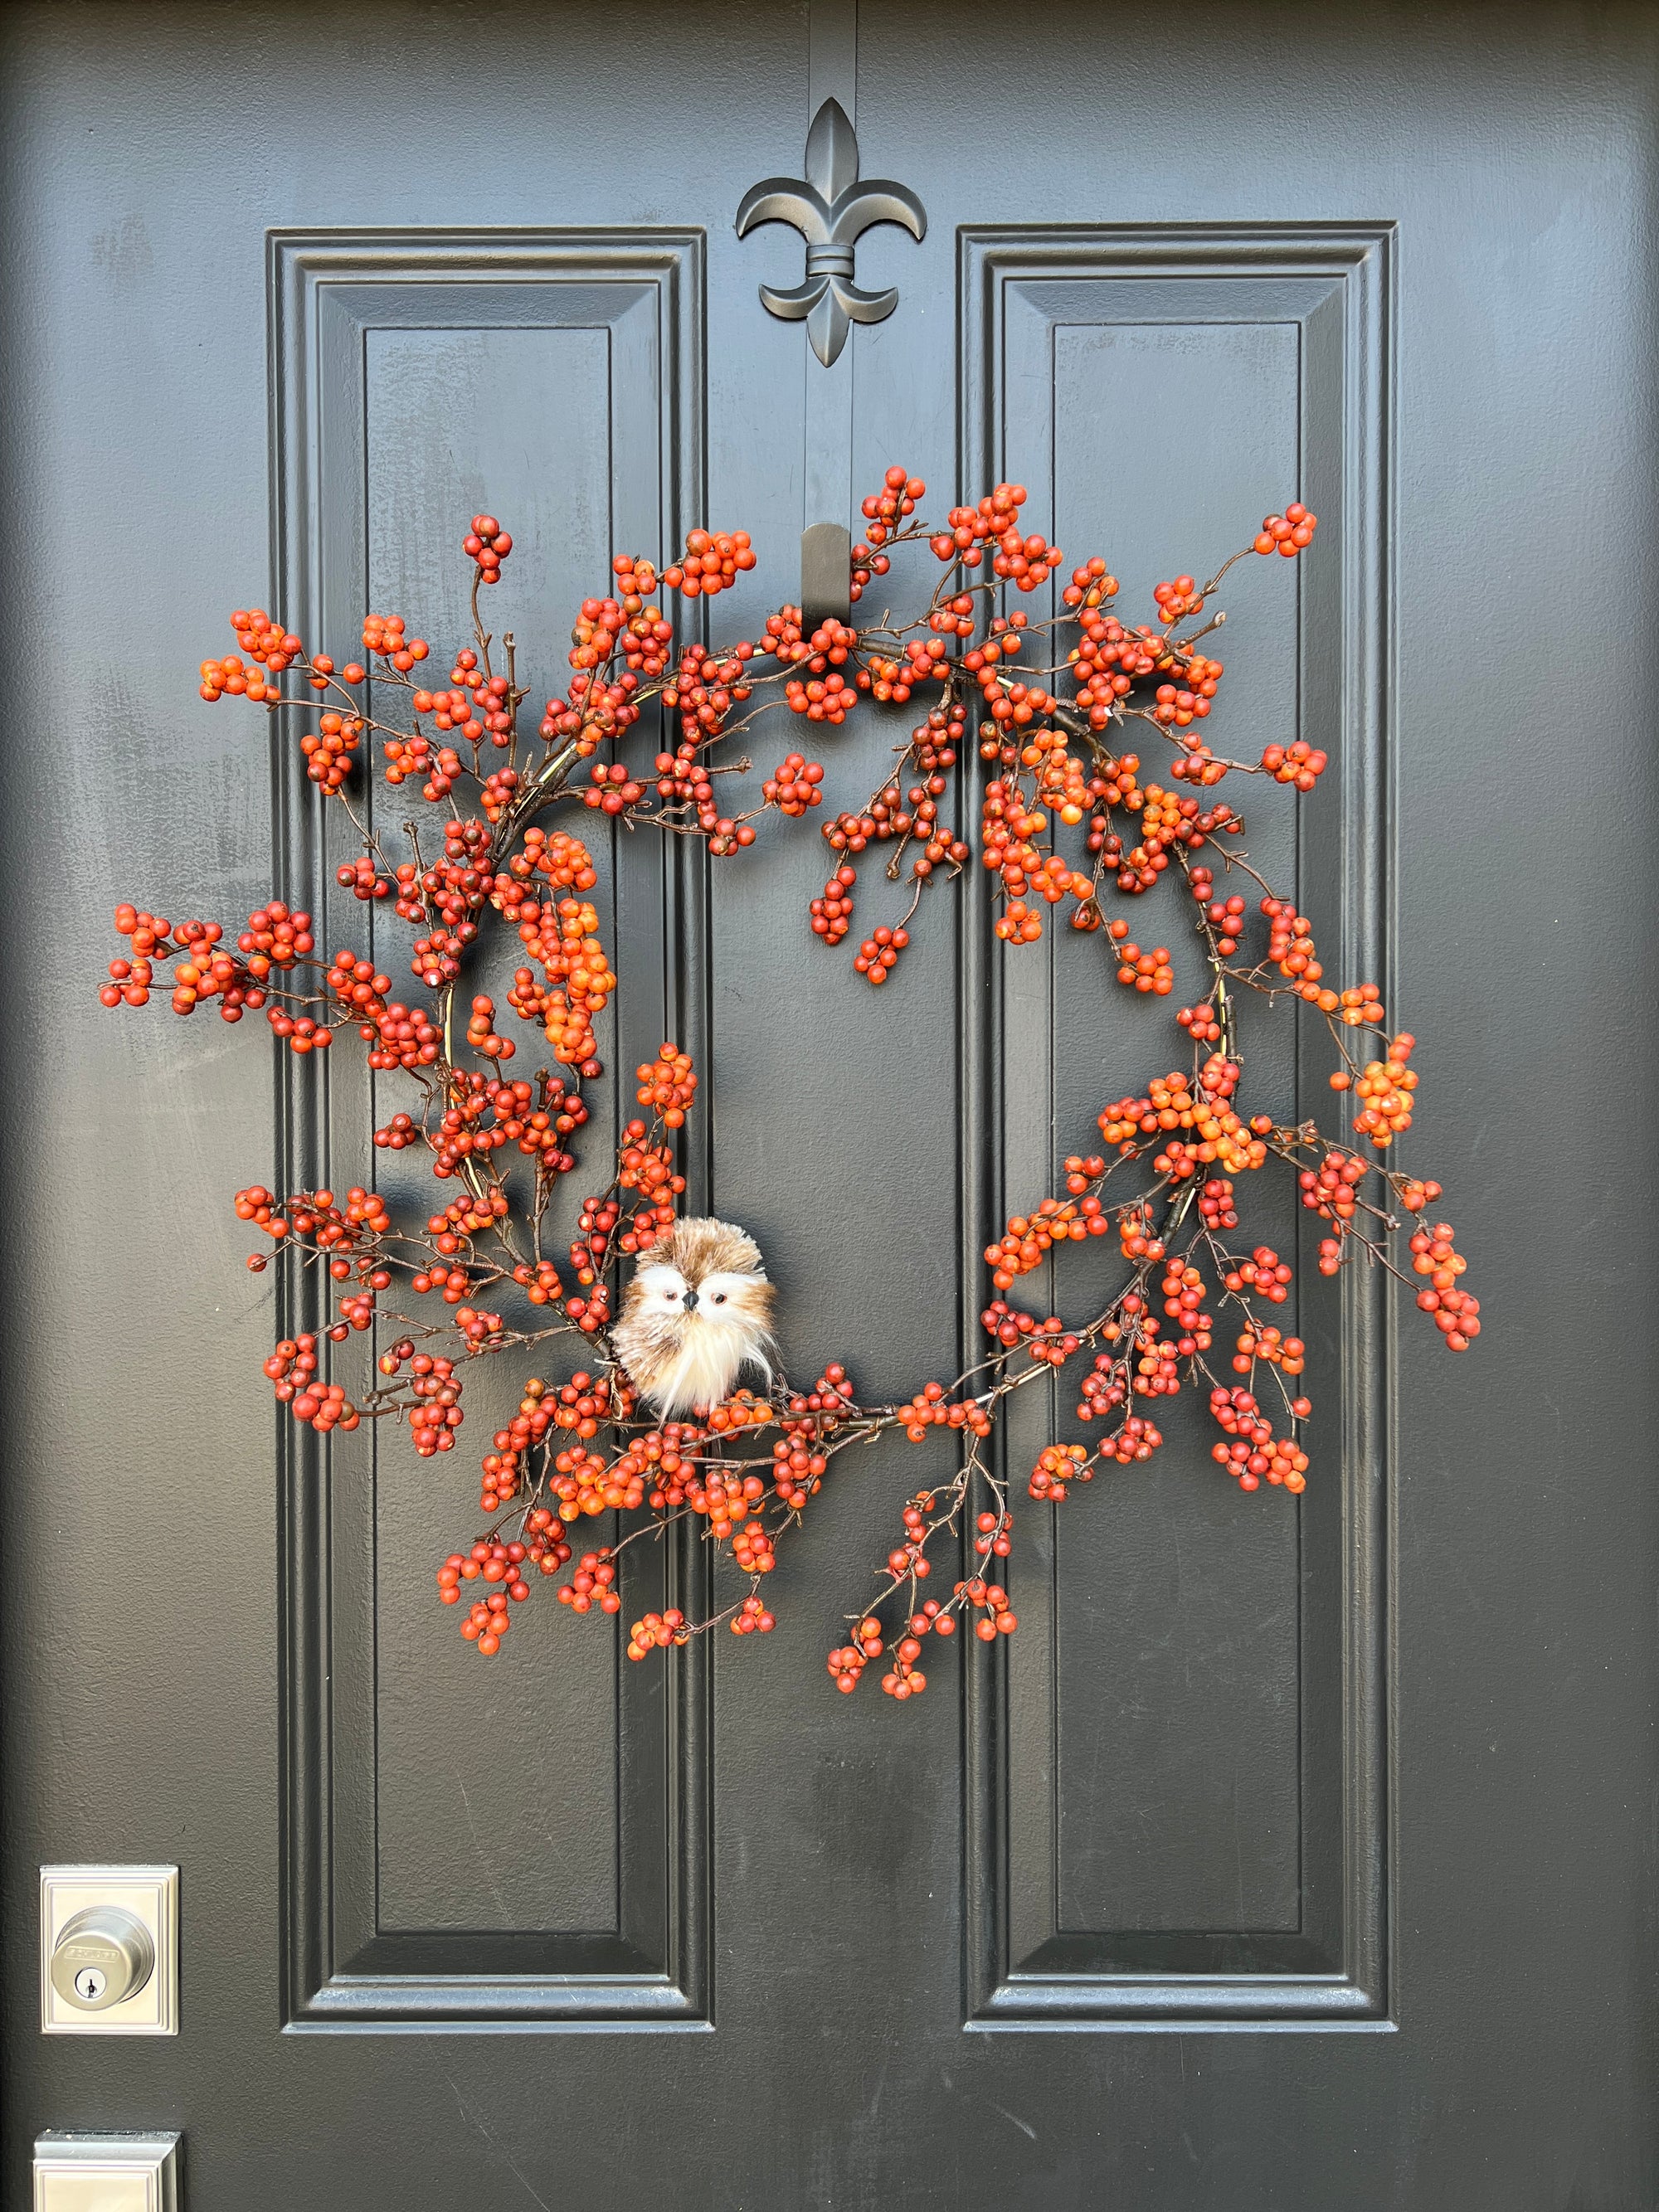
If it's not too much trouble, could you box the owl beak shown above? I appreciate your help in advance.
[681,1288,699,1313]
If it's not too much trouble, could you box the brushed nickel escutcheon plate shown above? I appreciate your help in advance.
[34,2132,180,2211]
[40,1866,178,2035]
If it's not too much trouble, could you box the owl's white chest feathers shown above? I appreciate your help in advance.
[651,1320,750,1417]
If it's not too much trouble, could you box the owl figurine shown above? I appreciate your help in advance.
[612,1217,776,1418]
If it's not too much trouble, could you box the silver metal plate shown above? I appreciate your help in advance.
[39,1868,178,2035]
[33,2132,180,2212]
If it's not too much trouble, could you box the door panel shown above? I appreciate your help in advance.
[2,2,1655,2205]
[962,229,1389,2024]
[274,232,712,2022]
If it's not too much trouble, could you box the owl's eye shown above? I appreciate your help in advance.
[663,1288,679,1301]
[711,1291,727,1305]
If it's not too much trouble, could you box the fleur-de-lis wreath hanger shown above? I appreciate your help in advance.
[736,97,927,367]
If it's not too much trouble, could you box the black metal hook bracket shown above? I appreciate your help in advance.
[800,520,852,630]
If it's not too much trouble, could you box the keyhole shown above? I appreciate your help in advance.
[73,1966,106,2004]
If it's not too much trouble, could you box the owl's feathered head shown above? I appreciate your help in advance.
[612,1216,776,1417]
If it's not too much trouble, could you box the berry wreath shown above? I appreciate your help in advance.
[104,470,1475,1698]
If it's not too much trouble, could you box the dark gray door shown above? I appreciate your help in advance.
[3,2,1654,2205]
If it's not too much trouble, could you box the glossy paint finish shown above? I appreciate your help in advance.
[2,3,1655,2205]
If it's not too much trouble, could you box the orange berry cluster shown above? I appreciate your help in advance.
[1297,1148,1367,1222]
[264,1334,359,1434]
[1159,650,1224,722]
[896,1381,993,1441]
[1069,610,1164,725]
[236,1182,388,1257]
[1222,1245,1292,1303]
[494,824,598,902]
[511,897,614,1073]
[703,1391,773,1437]
[1254,502,1317,556]
[1233,1325,1306,1375]
[552,1446,635,1518]
[540,654,640,754]
[627,1607,688,1660]
[588,1428,695,1511]
[789,664,859,723]
[584,760,646,816]
[824,783,907,854]
[198,610,304,702]
[1026,1316,1082,1369]
[879,1596,958,1689]
[439,1536,537,1652]
[1146,1071,1267,1179]
[828,1621,879,1694]
[1029,1442,1090,1501]
[1412,1223,1480,1350]
[1060,555,1120,612]
[574,580,675,698]
[1020,727,1088,822]
[1199,1176,1239,1228]
[440,1524,565,1618]
[1161,1261,1214,1354]
[927,482,1061,596]
[480,1381,555,1512]
[809,863,857,945]
[961,1578,1018,1641]
[1113,932,1175,994]
[860,464,925,542]
[1108,782,1185,892]
[1209,1387,1307,1493]
[985,1193,1110,1289]
[854,922,909,984]
[786,1364,857,1425]
[1152,575,1205,623]
[678,1463,766,1544]
[661,527,756,599]
[382,732,456,796]
[1176,1002,1222,1043]
[1099,1059,1248,1158]
[763,752,825,814]
[1100,1411,1164,1464]
[1261,737,1328,790]
[541,1370,622,1440]
[200,651,283,704]
[463,513,513,583]
[559,1548,621,1609]
[635,1040,696,1126]
[994,899,1044,944]
[438,1539,528,1610]
[1348,1034,1418,1147]
[361,611,429,668]
[465,994,513,1061]
[972,734,1097,937]
[1260,896,1365,1015]
[1185,867,1243,948]
[404,1354,463,1454]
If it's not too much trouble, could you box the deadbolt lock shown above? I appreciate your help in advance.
[50,1905,155,2010]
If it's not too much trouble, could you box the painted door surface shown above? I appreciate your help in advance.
[2,3,1655,2205]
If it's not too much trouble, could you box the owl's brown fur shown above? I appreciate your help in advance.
[611,1216,776,1417]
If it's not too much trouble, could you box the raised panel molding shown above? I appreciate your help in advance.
[956,225,1397,2030]
[268,231,713,2030]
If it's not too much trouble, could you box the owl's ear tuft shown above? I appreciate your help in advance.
[665,1217,767,1281]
